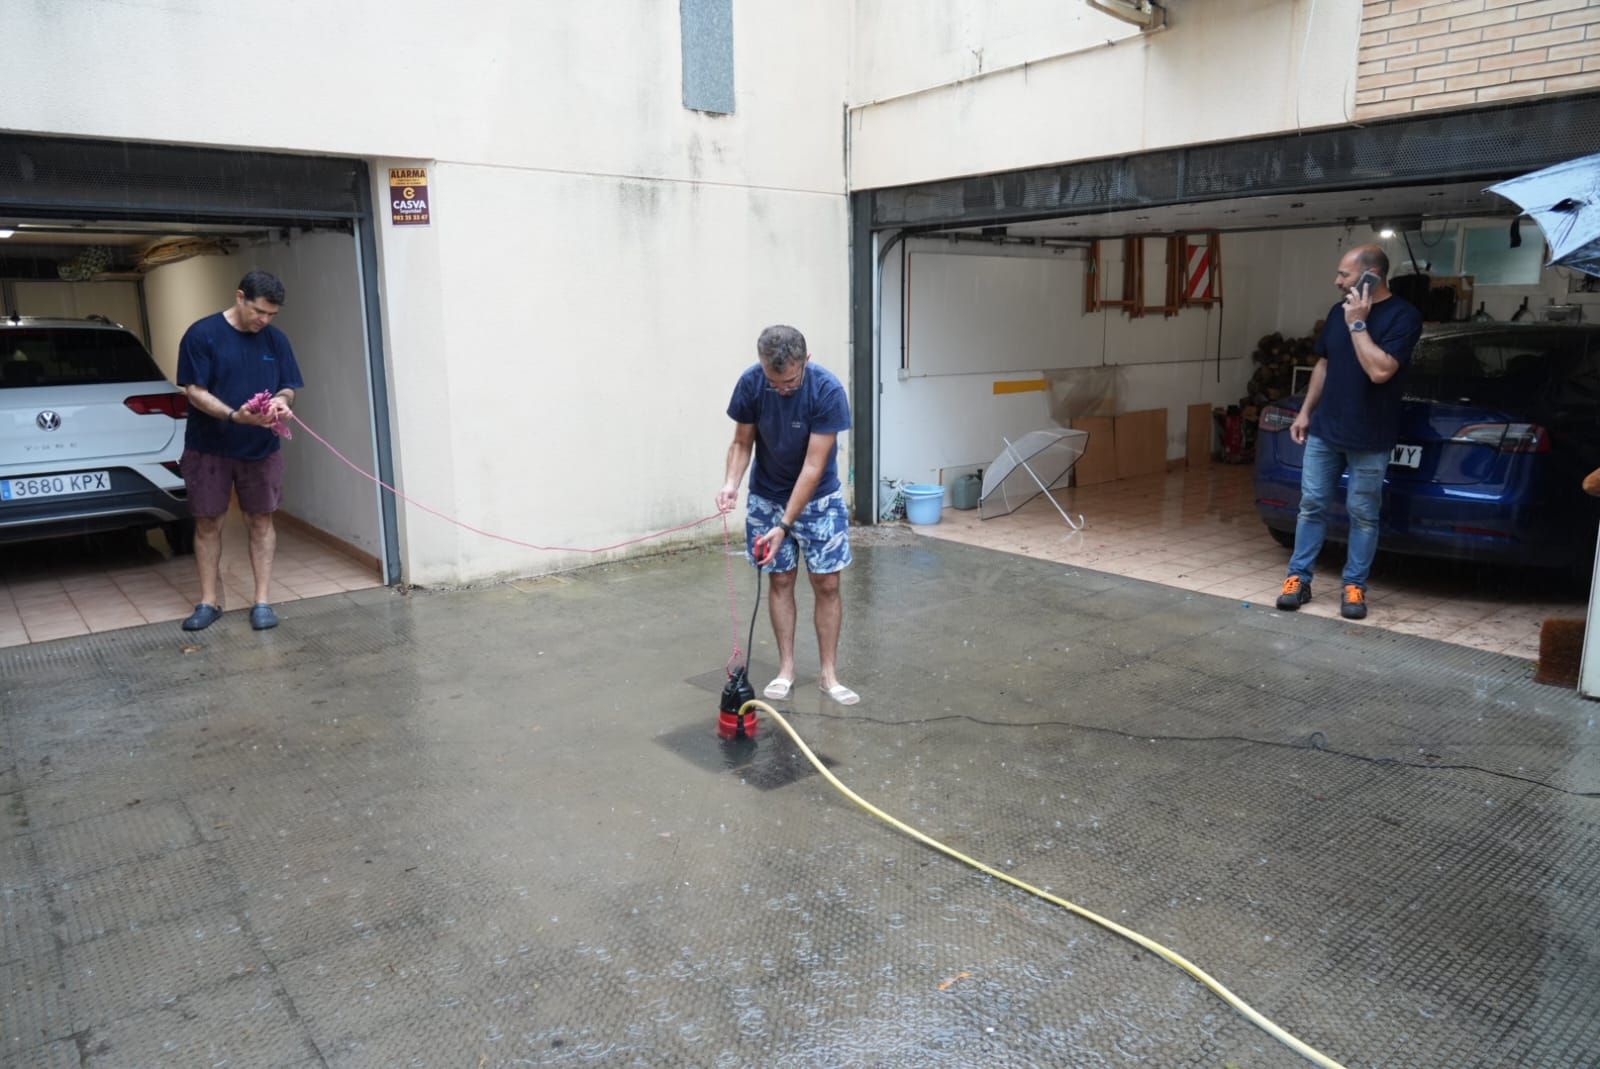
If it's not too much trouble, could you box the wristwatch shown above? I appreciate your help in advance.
[776,520,794,536]
[1349,320,1368,333]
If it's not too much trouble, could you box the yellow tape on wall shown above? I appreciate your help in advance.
[992,379,1048,395]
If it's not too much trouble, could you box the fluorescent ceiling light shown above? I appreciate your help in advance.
[0,230,15,239]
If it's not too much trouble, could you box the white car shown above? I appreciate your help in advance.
[0,315,193,553]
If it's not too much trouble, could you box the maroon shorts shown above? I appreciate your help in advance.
[181,449,286,517]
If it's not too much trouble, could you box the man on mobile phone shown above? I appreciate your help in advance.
[1276,245,1423,620]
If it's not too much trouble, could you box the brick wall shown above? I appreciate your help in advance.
[1357,0,1600,119]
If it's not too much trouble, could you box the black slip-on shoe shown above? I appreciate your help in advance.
[181,603,222,631]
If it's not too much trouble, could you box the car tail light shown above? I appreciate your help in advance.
[161,461,182,477]
[1258,405,1297,432]
[124,393,189,418]
[1450,422,1549,454]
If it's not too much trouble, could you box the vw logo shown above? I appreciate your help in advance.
[36,411,61,431]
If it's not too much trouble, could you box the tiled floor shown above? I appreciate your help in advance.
[0,510,382,647]
[923,462,1590,662]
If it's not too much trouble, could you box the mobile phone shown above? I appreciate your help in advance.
[1356,270,1381,297]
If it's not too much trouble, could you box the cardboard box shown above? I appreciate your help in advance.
[1113,408,1167,479]
[1070,417,1117,486]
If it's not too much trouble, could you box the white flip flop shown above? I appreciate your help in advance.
[763,677,794,700]
[819,682,859,706]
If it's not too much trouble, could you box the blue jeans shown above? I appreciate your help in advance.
[1287,435,1388,590]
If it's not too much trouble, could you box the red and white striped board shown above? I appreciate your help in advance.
[1184,241,1213,302]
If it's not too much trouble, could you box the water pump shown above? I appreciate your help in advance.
[718,666,759,739]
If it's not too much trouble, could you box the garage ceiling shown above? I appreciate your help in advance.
[0,222,268,277]
[0,222,268,245]
[0,231,149,247]
[941,179,1509,240]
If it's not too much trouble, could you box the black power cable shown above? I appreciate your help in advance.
[745,559,761,669]
[718,557,767,736]
[791,708,1598,799]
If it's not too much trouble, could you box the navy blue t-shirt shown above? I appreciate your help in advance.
[727,362,851,501]
[1309,295,1423,453]
[176,313,304,461]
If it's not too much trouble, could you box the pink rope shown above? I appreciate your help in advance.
[287,411,724,555]
[722,512,745,675]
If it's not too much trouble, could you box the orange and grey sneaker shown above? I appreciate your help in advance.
[1341,584,1367,620]
[1275,575,1311,611]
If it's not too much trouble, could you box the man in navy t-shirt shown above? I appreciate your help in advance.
[175,270,305,633]
[1276,245,1423,620]
[716,325,858,705]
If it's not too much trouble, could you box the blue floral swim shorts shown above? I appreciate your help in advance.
[745,490,853,574]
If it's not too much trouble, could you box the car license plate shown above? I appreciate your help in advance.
[1390,445,1422,469]
[1,470,111,501]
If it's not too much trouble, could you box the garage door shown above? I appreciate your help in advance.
[0,132,400,582]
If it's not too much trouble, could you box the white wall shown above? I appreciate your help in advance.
[145,237,382,558]
[1,2,845,200]
[374,160,850,584]
[878,232,1277,488]
[1272,228,1348,337]
[852,1,1142,105]
[9,281,144,344]
[367,161,465,579]
[249,232,381,560]
[144,253,240,383]
[849,0,1362,190]
[2,2,854,585]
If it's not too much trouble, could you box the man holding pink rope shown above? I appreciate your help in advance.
[176,270,304,632]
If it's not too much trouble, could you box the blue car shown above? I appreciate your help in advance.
[1254,323,1600,574]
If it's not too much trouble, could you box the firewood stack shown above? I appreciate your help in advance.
[1245,328,1319,406]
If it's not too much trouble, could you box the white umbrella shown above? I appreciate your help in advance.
[1487,152,1600,277]
[979,428,1088,528]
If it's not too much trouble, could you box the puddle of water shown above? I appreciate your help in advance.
[655,718,835,791]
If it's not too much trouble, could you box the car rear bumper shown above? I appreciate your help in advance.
[1255,474,1595,568]
[0,469,189,545]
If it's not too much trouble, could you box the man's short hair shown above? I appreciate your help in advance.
[239,270,287,306]
[757,325,807,373]
[1354,246,1390,279]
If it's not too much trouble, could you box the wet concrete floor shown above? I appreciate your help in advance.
[2,532,1597,1067]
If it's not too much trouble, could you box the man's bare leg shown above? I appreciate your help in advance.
[766,569,798,692]
[246,512,276,604]
[193,515,225,607]
[810,571,856,704]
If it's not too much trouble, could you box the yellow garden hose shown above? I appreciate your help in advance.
[745,698,1348,1069]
